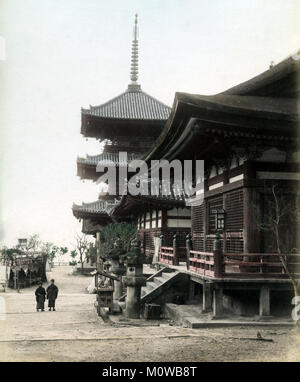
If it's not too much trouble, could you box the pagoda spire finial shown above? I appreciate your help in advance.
[128,14,140,90]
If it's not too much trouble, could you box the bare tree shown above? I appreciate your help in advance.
[260,184,300,327]
[75,234,89,274]
[26,234,41,252]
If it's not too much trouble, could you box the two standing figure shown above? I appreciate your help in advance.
[35,279,59,312]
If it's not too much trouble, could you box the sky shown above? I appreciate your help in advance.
[0,0,299,249]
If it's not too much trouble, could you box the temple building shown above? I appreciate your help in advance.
[134,51,300,319]
[72,14,300,320]
[144,52,300,254]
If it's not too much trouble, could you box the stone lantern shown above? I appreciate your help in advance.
[107,238,126,300]
[122,238,146,318]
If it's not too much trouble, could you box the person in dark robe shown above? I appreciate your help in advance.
[46,279,59,311]
[35,283,46,312]
[19,268,26,289]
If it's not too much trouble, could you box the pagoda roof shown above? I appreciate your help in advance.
[110,186,188,219]
[77,152,141,167]
[81,87,171,121]
[72,199,120,221]
[80,15,171,138]
[77,152,143,181]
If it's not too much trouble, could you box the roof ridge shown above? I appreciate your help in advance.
[176,93,299,116]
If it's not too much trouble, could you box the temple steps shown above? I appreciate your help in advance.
[144,281,156,291]
[119,267,181,303]
[140,268,187,305]
[153,277,163,286]
[161,272,175,280]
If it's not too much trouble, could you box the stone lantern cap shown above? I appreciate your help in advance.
[107,238,126,261]
[123,238,146,266]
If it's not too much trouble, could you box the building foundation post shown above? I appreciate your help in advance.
[259,285,270,317]
[188,280,195,300]
[213,284,223,317]
[202,282,212,312]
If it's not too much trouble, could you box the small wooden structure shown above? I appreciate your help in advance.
[96,286,114,315]
[1,252,47,289]
[92,269,120,315]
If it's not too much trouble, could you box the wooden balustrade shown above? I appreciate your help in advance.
[158,246,187,265]
[188,251,300,279]
[223,253,300,279]
[189,250,216,277]
[159,241,300,280]
[158,246,175,265]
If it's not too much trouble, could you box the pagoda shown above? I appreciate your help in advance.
[72,15,171,236]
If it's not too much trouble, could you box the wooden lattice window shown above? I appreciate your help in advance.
[224,189,243,232]
[192,204,204,234]
[208,196,223,233]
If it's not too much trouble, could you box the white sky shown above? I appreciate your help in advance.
[0,0,299,249]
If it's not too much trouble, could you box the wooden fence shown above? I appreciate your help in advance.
[158,246,300,279]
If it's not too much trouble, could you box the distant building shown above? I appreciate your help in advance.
[16,238,27,250]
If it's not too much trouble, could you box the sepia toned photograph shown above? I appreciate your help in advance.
[0,0,299,369]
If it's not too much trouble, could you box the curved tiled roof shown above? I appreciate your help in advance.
[174,93,299,119]
[77,152,141,166]
[72,199,120,216]
[223,51,300,97]
[81,88,171,121]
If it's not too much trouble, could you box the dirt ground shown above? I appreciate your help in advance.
[0,266,299,362]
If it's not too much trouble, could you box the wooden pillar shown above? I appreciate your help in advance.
[243,187,260,255]
[203,199,208,251]
[222,175,228,254]
[173,233,179,266]
[259,285,270,317]
[186,233,192,270]
[188,280,195,300]
[213,284,223,317]
[202,282,212,312]
[213,233,223,278]
[142,230,146,255]
[162,209,168,231]
[96,232,101,272]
